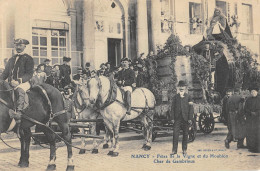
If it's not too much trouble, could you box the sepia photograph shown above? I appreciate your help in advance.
[0,0,259,170]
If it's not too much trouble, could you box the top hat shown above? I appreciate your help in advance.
[248,83,259,91]
[63,56,71,62]
[43,59,51,63]
[14,38,29,45]
[121,57,131,63]
[177,80,187,87]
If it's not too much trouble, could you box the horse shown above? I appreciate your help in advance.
[81,76,156,156]
[0,81,74,171]
[72,82,102,154]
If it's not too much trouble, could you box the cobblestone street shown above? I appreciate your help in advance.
[0,123,259,171]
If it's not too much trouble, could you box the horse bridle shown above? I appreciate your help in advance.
[87,76,111,106]
[72,87,87,114]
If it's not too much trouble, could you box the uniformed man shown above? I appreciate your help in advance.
[60,56,72,89]
[117,57,136,115]
[63,86,76,119]
[0,38,34,124]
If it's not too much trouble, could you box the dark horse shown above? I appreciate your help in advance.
[0,81,74,171]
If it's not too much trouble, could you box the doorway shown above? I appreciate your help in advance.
[107,38,122,68]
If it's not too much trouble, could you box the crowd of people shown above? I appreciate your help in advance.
[221,85,260,153]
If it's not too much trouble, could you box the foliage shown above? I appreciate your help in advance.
[222,38,260,89]
[146,34,187,102]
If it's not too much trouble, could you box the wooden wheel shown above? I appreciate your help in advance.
[199,112,215,134]
[188,118,197,142]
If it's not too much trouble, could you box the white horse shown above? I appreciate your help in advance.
[82,76,156,156]
[73,83,112,154]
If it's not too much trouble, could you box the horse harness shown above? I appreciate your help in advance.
[89,77,152,113]
[0,84,67,127]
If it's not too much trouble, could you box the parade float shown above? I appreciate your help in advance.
[146,9,260,141]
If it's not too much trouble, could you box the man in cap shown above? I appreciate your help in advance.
[225,86,246,149]
[170,80,193,157]
[43,59,53,86]
[0,38,34,123]
[117,57,136,115]
[60,56,72,89]
[244,83,260,153]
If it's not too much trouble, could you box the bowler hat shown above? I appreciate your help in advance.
[63,56,71,62]
[85,62,90,67]
[14,38,29,45]
[177,80,187,87]
[44,59,51,62]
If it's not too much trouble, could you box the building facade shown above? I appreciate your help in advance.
[0,0,259,73]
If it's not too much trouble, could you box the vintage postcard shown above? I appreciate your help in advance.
[0,0,259,171]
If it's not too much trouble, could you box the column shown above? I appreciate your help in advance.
[68,8,77,51]
[14,0,31,54]
[150,0,161,55]
[136,0,149,57]
[83,0,95,66]
[123,14,130,58]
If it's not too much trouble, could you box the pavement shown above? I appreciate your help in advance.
[0,123,259,171]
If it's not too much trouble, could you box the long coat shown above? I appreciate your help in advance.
[0,54,34,83]
[59,64,71,88]
[227,94,246,139]
[170,93,193,121]
[244,95,260,152]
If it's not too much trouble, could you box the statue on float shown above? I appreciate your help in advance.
[206,8,233,41]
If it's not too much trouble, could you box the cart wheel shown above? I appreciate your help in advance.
[188,119,197,142]
[199,112,215,134]
[152,128,158,142]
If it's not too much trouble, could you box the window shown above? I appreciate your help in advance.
[241,4,253,34]
[216,1,227,17]
[189,2,202,34]
[32,28,68,65]
[161,0,171,33]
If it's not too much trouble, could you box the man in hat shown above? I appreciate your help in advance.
[170,80,193,157]
[82,62,91,78]
[43,59,53,85]
[104,62,112,77]
[117,57,136,115]
[244,83,260,153]
[0,38,34,123]
[225,86,246,149]
[98,63,106,76]
[60,56,71,89]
